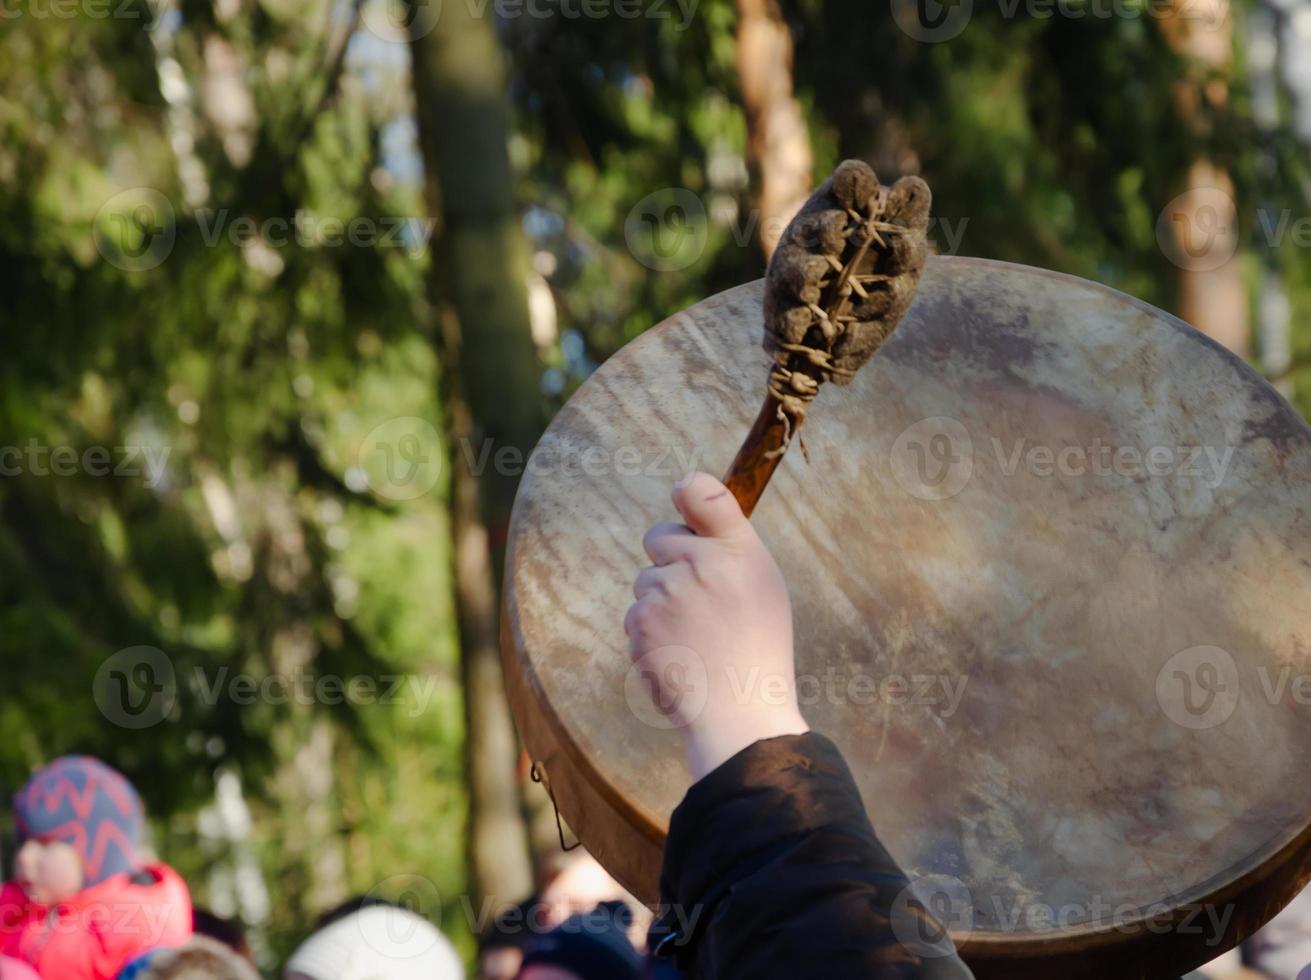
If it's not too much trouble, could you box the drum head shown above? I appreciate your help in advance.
[503,256,1311,977]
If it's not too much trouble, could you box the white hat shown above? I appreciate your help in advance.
[284,905,464,980]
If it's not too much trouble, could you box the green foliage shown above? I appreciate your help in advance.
[0,0,467,967]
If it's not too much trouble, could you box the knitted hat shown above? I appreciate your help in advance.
[518,904,644,980]
[284,905,463,980]
[13,756,144,886]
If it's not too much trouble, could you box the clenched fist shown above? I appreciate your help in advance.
[625,472,809,781]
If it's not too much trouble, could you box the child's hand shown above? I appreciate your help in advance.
[625,471,809,781]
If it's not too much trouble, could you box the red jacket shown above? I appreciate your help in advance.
[0,864,192,980]
[0,956,40,980]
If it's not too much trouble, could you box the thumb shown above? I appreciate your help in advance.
[672,472,750,539]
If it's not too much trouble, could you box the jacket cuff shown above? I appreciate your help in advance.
[658,730,880,913]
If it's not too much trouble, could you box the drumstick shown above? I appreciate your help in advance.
[722,160,932,517]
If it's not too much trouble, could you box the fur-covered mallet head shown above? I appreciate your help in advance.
[721,160,933,516]
[762,160,932,399]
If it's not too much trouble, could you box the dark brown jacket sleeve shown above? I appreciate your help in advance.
[648,731,974,979]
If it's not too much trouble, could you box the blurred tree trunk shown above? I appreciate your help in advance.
[736,0,811,259]
[1160,0,1249,356]
[410,2,540,907]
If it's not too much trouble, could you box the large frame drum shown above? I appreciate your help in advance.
[502,256,1311,978]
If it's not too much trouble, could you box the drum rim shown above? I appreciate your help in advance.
[502,253,1311,946]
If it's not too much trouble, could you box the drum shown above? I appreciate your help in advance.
[501,255,1311,978]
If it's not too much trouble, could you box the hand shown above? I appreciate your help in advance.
[625,471,809,781]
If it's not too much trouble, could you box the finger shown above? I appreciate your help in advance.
[633,565,669,600]
[671,472,749,540]
[633,561,692,600]
[643,522,712,566]
[623,596,655,644]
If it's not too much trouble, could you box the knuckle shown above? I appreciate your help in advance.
[640,526,660,556]
[636,602,659,631]
[686,551,721,587]
[625,598,656,637]
[632,568,650,599]
[641,521,677,556]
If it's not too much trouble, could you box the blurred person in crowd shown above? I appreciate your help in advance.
[479,898,538,980]
[516,902,643,980]
[117,936,260,980]
[0,843,39,980]
[1182,950,1261,980]
[0,756,193,979]
[536,853,622,929]
[190,908,252,962]
[479,848,653,980]
[536,852,651,952]
[283,901,462,980]
[1242,885,1311,977]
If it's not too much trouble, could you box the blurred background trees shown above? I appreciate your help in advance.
[2,0,1311,971]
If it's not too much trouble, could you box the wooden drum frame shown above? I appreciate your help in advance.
[502,256,1311,978]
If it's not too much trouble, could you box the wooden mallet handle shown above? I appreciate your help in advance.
[722,394,794,519]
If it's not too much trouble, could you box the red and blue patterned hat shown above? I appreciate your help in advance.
[13,756,144,886]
